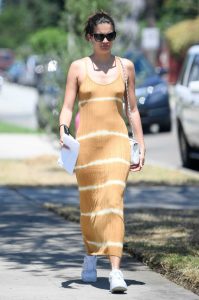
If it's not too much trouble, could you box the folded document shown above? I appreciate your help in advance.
[57,133,80,175]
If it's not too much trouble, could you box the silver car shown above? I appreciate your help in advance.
[175,45,199,168]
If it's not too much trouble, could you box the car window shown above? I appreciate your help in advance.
[188,54,199,84]
[134,55,155,85]
[124,52,155,85]
[178,55,189,85]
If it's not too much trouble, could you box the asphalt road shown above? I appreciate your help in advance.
[0,80,38,129]
[144,125,182,168]
[0,80,185,169]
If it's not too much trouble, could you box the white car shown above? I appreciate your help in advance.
[175,45,199,168]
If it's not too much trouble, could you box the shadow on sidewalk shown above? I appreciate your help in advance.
[61,277,145,291]
[0,187,84,272]
[0,186,146,281]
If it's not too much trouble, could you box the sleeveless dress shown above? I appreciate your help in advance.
[74,56,131,258]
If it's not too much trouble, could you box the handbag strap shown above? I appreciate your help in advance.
[118,56,135,138]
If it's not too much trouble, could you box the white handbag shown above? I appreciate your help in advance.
[118,57,140,166]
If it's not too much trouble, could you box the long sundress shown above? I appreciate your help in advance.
[74,56,130,258]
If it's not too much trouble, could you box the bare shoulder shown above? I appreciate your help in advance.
[71,58,85,68]
[69,58,86,78]
[120,57,135,72]
[119,57,135,82]
[69,58,84,72]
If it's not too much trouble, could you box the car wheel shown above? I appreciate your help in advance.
[178,125,193,168]
[160,123,172,132]
[160,119,172,132]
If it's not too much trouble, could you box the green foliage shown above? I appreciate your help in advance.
[0,5,31,48]
[159,0,199,29]
[29,28,67,56]
[22,0,62,29]
[0,0,64,49]
[60,0,111,36]
[165,17,199,56]
[163,0,199,21]
[139,0,199,31]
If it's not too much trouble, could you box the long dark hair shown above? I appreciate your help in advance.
[84,10,115,40]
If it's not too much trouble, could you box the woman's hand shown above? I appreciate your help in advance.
[130,148,146,172]
[59,126,70,149]
[60,126,65,147]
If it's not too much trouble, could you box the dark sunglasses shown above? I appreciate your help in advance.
[92,31,116,42]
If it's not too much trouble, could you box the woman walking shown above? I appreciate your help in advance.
[59,11,145,293]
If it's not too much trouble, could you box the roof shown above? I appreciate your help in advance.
[188,45,199,54]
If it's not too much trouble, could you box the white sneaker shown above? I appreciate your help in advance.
[81,255,97,282]
[109,269,127,293]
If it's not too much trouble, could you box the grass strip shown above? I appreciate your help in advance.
[43,203,199,295]
[124,207,199,295]
[0,155,198,186]
[0,121,43,134]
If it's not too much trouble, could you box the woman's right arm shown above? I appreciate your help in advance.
[59,61,79,146]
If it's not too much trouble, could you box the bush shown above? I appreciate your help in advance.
[165,17,199,56]
[29,27,68,56]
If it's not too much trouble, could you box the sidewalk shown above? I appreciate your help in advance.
[0,186,198,300]
[0,133,59,159]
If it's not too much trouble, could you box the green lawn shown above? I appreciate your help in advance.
[123,207,199,295]
[0,121,43,134]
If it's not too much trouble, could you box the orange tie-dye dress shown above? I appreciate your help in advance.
[74,56,130,258]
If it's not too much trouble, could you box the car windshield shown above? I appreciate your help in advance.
[124,52,155,85]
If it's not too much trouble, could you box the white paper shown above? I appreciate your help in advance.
[57,133,80,175]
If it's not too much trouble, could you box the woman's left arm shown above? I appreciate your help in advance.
[124,58,146,171]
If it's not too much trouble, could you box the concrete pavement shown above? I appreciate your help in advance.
[12,185,199,210]
[0,81,38,129]
[0,133,59,159]
[0,186,198,300]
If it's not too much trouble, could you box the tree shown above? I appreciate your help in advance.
[0,0,65,49]
[139,0,199,30]
[159,0,199,29]
[60,0,111,36]
[29,28,67,56]
[0,5,30,48]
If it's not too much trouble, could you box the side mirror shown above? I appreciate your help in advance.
[188,81,199,93]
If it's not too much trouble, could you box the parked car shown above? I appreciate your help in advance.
[175,45,199,168]
[6,60,26,83]
[6,55,42,87]
[0,48,14,73]
[125,51,171,133]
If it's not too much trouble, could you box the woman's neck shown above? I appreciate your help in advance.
[90,53,114,65]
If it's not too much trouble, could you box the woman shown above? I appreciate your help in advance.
[59,11,146,293]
